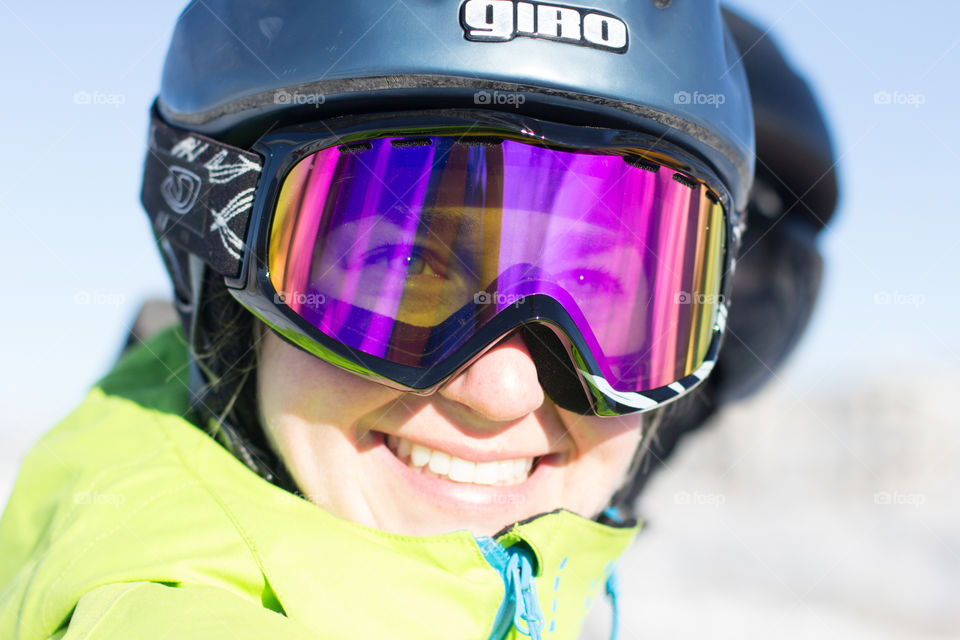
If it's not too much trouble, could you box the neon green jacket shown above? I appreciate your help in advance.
[0,329,638,640]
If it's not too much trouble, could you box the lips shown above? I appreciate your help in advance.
[385,434,536,486]
[354,426,570,537]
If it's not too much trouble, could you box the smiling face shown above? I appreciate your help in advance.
[257,328,645,537]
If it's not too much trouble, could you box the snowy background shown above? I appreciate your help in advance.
[1,1,958,637]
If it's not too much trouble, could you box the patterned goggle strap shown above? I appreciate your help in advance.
[140,109,263,278]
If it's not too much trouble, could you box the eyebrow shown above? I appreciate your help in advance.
[545,230,631,258]
[415,206,483,237]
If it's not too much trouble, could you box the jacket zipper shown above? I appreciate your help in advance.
[476,537,545,640]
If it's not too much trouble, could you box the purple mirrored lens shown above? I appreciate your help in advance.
[269,135,725,392]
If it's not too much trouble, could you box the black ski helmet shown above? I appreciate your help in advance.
[617,8,841,505]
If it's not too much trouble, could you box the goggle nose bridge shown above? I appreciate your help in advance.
[392,303,597,416]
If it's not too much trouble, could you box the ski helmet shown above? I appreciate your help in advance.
[141,0,756,485]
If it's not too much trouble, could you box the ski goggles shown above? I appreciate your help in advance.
[142,110,738,416]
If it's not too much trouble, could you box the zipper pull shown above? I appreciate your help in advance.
[507,551,544,640]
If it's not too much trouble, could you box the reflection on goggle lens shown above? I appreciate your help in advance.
[268,134,725,393]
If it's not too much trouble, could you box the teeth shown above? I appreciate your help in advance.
[448,457,476,483]
[497,460,514,486]
[474,460,499,485]
[386,436,535,486]
[410,443,431,468]
[428,450,451,475]
[519,458,533,476]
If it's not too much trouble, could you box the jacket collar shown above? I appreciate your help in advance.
[205,454,639,640]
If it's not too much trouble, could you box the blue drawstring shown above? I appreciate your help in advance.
[601,507,624,640]
[602,506,622,523]
[507,551,544,640]
[605,569,619,640]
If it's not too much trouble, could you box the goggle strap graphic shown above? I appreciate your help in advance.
[141,108,264,278]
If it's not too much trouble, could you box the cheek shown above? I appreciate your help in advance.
[257,331,398,444]
[563,411,644,461]
[585,420,643,482]
[256,331,404,516]
[559,411,645,510]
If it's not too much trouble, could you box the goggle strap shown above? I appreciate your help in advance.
[140,106,263,278]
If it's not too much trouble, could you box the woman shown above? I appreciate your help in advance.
[0,2,837,638]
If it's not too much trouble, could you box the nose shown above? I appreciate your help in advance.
[438,332,545,422]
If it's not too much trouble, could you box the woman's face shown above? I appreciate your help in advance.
[258,329,644,537]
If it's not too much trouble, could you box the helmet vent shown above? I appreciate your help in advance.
[390,137,433,148]
[623,156,660,173]
[457,136,505,147]
[672,173,696,189]
[337,141,373,154]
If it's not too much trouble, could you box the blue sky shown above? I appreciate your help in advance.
[1,0,957,442]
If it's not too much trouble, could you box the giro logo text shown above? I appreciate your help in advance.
[460,1,628,53]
